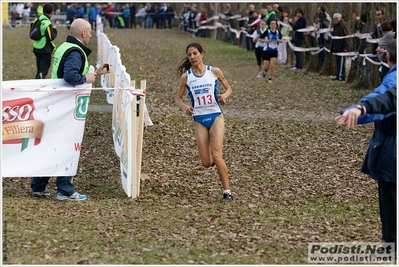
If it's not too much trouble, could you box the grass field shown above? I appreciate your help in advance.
[2,25,384,264]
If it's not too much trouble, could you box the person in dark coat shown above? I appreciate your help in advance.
[130,3,136,28]
[331,13,349,81]
[291,8,307,70]
[356,14,368,79]
[335,39,397,248]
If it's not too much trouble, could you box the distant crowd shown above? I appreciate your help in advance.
[8,2,396,84]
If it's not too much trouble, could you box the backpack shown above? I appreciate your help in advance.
[29,18,43,40]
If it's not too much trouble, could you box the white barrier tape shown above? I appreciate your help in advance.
[310,47,331,55]
[2,87,146,96]
[230,27,244,39]
[296,26,318,32]
[332,51,357,56]
[248,16,261,27]
[350,53,377,61]
[278,21,293,31]
[287,39,320,52]
[328,32,380,43]
[364,56,384,66]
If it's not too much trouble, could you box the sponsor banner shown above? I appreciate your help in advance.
[2,79,91,177]
[112,88,134,197]
[308,242,395,264]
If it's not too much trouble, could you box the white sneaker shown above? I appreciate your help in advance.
[57,192,87,201]
[291,67,298,70]
[257,73,262,77]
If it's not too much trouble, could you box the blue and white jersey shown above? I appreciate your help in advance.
[186,65,222,116]
[263,29,282,51]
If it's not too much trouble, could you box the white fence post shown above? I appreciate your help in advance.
[130,80,146,198]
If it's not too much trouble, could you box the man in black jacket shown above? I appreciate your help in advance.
[331,13,349,81]
[291,8,307,70]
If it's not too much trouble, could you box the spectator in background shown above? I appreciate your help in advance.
[32,3,57,79]
[277,16,290,64]
[245,4,256,51]
[122,4,131,28]
[167,3,175,29]
[180,5,189,32]
[15,2,24,19]
[351,11,361,51]
[37,3,43,17]
[188,4,198,37]
[372,8,387,41]
[76,3,85,19]
[265,5,276,29]
[59,3,67,13]
[66,3,77,29]
[281,9,289,23]
[273,4,282,22]
[100,4,108,32]
[376,20,395,80]
[372,9,388,82]
[331,13,349,81]
[351,11,361,33]
[153,3,160,29]
[145,3,154,29]
[159,3,167,29]
[356,14,368,82]
[130,3,137,28]
[259,8,267,21]
[198,7,208,38]
[224,4,234,44]
[29,3,38,17]
[317,6,331,27]
[291,8,307,70]
[105,3,115,28]
[136,4,146,28]
[88,3,97,30]
[315,9,330,70]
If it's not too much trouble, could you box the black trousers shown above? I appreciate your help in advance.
[294,38,304,69]
[378,180,397,246]
[34,53,52,79]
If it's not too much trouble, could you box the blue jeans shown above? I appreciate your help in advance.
[246,36,253,51]
[145,16,153,28]
[31,176,74,196]
[138,17,143,27]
